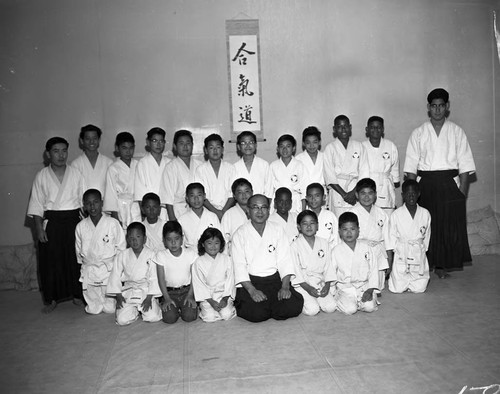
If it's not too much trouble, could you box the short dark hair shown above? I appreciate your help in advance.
[306,182,325,196]
[402,179,420,193]
[204,133,224,148]
[173,129,193,145]
[162,220,183,238]
[45,137,69,151]
[338,212,359,228]
[277,134,296,147]
[427,88,449,104]
[367,116,384,126]
[274,187,292,200]
[231,178,253,195]
[141,192,161,206]
[236,131,257,145]
[197,227,225,255]
[83,188,102,201]
[302,126,321,142]
[186,182,205,195]
[127,221,146,236]
[334,115,350,126]
[147,127,166,140]
[355,178,377,193]
[297,209,318,225]
[80,124,102,140]
[115,132,135,146]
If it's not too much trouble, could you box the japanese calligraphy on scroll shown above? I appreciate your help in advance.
[226,19,263,140]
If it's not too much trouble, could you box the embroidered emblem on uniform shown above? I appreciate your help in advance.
[382,152,390,159]
[290,174,298,183]
[325,222,333,230]
[377,219,384,227]
[352,152,360,159]
[268,244,276,252]
[103,235,109,243]
[318,249,325,258]
[420,226,426,235]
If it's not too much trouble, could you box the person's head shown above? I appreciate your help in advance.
[79,124,102,152]
[365,116,385,140]
[45,137,69,168]
[231,178,253,207]
[236,131,257,158]
[276,134,296,159]
[204,133,224,162]
[82,189,103,219]
[427,88,450,122]
[338,212,359,244]
[172,129,194,158]
[355,178,377,209]
[248,194,270,225]
[141,192,161,222]
[185,182,206,210]
[306,183,325,210]
[402,179,421,207]
[197,227,225,258]
[274,187,292,215]
[302,126,321,154]
[146,127,166,155]
[162,221,184,255]
[296,210,319,238]
[126,222,147,252]
[332,115,352,140]
[115,132,135,162]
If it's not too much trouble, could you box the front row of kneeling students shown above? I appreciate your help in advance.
[75,176,431,325]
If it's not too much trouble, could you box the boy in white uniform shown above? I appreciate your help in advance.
[268,187,299,245]
[141,193,166,252]
[134,127,171,220]
[75,189,126,314]
[362,116,400,215]
[349,178,391,290]
[104,132,140,229]
[221,178,252,246]
[305,183,339,248]
[323,115,369,217]
[270,134,307,214]
[291,210,337,316]
[159,129,202,221]
[107,222,162,326]
[195,134,236,221]
[296,126,326,193]
[192,227,236,322]
[231,194,304,322]
[155,221,198,323]
[71,124,113,196]
[332,212,380,315]
[178,183,221,249]
[387,180,431,293]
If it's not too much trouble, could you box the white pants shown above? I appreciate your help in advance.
[335,288,378,315]
[199,299,236,323]
[115,298,162,326]
[296,287,337,316]
[83,285,115,315]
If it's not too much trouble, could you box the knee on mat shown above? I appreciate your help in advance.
[181,307,198,322]
[302,303,320,316]
[162,309,180,324]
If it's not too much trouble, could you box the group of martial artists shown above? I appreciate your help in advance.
[27,87,475,324]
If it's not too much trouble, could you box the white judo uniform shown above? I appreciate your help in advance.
[71,153,113,195]
[233,156,273,198]
[195,160,236,210]
[332,240,380,314]
[349,203,390,289]
[387,204,431,293]
[362,138,400,212]
[316,208,339,248]
[323,139,369,216]
[75,216,126,314]
[159,157,202,219]
[296,151,326,191]
[177,208,221,249]
[103,158,140,227]
[291,235,337,315]
[268,212,299,245]
[221,204,248,246]
[107,246,162,325]
[192,253,236,322]
[142,218,166,252]
[270,157,307,214]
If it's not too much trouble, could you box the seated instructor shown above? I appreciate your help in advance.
[231,194,304,322]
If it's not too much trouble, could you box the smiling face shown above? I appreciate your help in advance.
[366,120,384,141]
[237,135,257,157]
[333,119,352,141]
[175,135,193,159]
[83,192,103,220]
[234,184,253,206]
[203,237,221,258]
[303,135,320,155]
[47,142,68,168]
[277,140,295,159]
[186,187,205,210]
[356,187,377,209]
[298,214,318,237]
[80,131,100,153]
[248,195,270,225]
[306,186,324,210]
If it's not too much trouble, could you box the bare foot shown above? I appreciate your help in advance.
[73,298,84,307]
[42,301,57,314]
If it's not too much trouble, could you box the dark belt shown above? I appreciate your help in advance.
[166,284,190,291]
[417,169,458,179]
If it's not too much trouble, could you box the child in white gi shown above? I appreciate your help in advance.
[192,228,236,322]
[349,178,391,290]
[75,189,126,314]
[387,180,431,293]
[221,178,252,247]
[296,126,326,194]
[292,210,337,316]
[270,134,307,214]
[268,187,299,245]
[195,133,236,221]
[332,212,380,315]
[107,222,162,326]
[155,221,198,324]
[103,131,141,229]
[141,193,166,252]
[305,183,339,248]
[362,116,400,215]
[178,183,221,249]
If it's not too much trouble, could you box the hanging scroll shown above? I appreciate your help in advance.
[226,19,264,140]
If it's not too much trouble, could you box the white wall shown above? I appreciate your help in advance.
[0,0,498,245]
